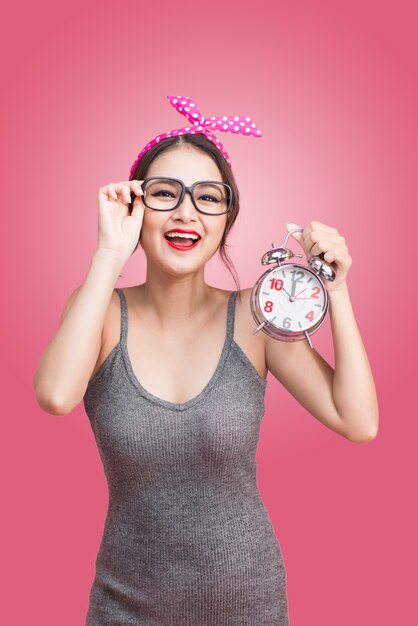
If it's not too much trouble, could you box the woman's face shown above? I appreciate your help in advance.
[139,145,228,276]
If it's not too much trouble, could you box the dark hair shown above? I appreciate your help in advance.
[128,133,242,298]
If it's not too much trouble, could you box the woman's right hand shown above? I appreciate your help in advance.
[97,180,145,260]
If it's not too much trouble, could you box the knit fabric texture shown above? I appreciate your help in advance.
[83,288,289,625]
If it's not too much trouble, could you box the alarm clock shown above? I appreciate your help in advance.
[250,228,336,348]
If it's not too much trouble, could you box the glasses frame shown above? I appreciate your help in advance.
[139,176,233,215]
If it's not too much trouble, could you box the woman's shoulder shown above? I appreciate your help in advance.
[87,288,125,381]
[103,285,141,338]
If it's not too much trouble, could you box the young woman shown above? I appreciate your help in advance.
[34,96,378,626]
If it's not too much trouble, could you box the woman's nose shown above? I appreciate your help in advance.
[173,191,198,216]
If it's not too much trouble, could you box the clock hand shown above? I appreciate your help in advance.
[283,285,306,302]
[290,281,297,298]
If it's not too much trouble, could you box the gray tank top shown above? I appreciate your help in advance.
[83,288,289,625]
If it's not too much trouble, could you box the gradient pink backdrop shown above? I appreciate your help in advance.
[2,0,416,624]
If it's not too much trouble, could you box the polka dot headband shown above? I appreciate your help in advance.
[129,95,263,179]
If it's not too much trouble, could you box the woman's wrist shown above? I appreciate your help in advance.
[93,247,129,268]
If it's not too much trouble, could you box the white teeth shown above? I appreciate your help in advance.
[165,232,199,240]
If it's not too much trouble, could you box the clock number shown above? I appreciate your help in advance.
[264,300,274,313]
[282,317,291,329]
[305,310,315,322]
[290,270,304,284]
[290,270,304,298]
[311,286,320,299]
[269,278,284,291]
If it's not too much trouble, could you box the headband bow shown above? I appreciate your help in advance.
[129,95,262,179]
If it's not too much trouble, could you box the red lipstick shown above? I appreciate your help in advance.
[163,228,201,251]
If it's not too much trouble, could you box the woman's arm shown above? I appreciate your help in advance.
[33,248,127,415]
[326,282,378,439]
[34,179,144,415]
[264,221,378,443]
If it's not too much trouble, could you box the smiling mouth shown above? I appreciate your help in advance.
[164,233,201,249]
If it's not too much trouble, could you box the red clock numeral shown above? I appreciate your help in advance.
[269,278,284,291]
[311,286,320,299]
[264,300,274,313]
[305,310,315,321]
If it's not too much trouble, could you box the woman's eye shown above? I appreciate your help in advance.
[153,190,175,198]
[200,195,219,203]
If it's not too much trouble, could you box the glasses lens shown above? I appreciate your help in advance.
[143,178,182,210]
[194,182,230,214]
[143,179,230,214]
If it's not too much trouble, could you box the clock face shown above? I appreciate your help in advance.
[258,264,327,333]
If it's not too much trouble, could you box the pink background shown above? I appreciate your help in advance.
[2,0,416,624]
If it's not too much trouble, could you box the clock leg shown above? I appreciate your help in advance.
[252,321,267,335]
[305,331,314,349]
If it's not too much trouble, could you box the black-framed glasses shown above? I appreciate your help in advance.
[137,177,233,215]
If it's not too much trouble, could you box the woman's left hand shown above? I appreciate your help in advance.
[285,221,352,292]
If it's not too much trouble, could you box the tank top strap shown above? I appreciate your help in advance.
[226,290,238,342]
[114,288,128,343]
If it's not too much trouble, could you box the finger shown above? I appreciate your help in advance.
[99,184,117,200]
[112,183,133,205]
[123,186,131,205]
[304,229,330,249]
[126,181,144,207]
[310,237,346,259]
[305,220,337,233]
[285,222,304,243]
[324,249,352,267]
[310,239,335,257]
[131,200,144,219]
[131,180,144,195]
[106,183,118,201]
[287,221,321,245]
[302,222,340,243]
[130,180,145,204]
[115,180,144,197]
[323,249,338,263]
